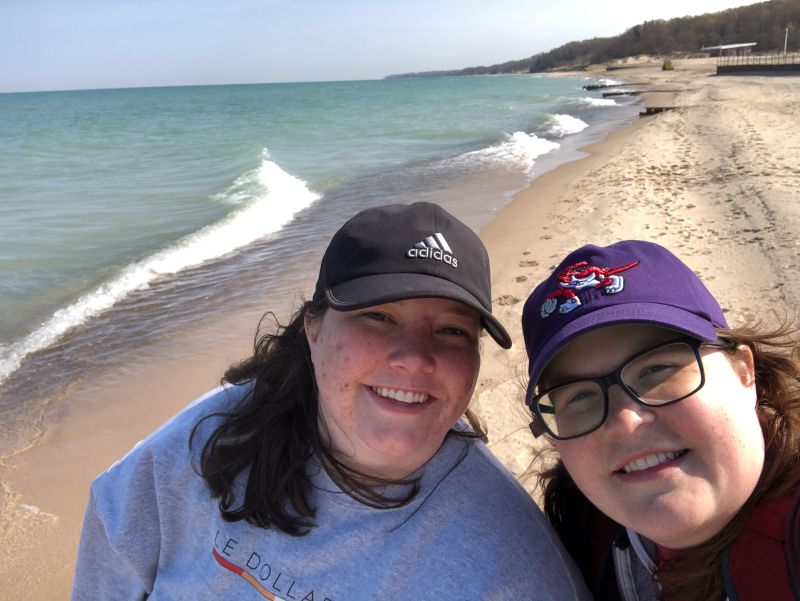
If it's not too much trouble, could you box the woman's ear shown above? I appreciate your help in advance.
[305,313,320,346]
[732,343,756,390]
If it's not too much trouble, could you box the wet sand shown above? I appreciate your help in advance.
[3,57,800,599]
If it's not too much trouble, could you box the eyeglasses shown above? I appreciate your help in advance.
[529,337,735,440]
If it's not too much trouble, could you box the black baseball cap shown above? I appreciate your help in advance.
[313,202,512,348]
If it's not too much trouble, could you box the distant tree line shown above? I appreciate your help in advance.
[386,0,800,78]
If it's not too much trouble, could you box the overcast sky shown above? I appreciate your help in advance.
[1,0,760,93]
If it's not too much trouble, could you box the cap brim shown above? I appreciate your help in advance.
[325,272,512,349]
[525,302,720,406]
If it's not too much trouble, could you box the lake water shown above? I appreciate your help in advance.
[0,74,640,457]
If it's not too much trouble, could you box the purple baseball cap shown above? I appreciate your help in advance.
[522,240,728,406]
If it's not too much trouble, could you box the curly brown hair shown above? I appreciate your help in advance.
[535,322,800,600]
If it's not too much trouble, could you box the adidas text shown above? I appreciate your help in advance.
[406,247,458,267]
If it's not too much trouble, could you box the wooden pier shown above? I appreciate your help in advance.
[717,52,800,74]
[639,106,676,117]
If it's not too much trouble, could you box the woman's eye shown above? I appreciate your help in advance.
[636,363,679,382]
[440,326,468,336]
[363,311,391,322]
[565,390,597,406]
[551,387,598,413]
[641,363,673,375]
[439,324,480,342]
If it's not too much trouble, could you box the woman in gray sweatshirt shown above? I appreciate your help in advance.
[72,202,589,601]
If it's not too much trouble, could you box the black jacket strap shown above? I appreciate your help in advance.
[722,546,740,601]
[786,493,800,600]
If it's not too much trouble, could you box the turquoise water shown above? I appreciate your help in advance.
[0,75,639,455]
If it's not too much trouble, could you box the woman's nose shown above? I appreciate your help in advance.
[387,329,436,374]
[603,384,656,434]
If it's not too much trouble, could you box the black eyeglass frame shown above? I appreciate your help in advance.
[529,336,736,440]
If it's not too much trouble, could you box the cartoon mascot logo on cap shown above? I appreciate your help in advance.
[540,260,640,318]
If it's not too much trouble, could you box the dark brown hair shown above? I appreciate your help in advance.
[190,297,486,536]
[536,322,800,600]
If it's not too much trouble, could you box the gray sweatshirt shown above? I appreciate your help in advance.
[73,385,590,600]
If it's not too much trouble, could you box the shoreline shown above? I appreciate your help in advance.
[0,71,633,471]
[471,79,656,484]
[4,57,800,599]
[0,64,675,601]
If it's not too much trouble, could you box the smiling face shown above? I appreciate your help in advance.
[305,297,481,480]
[547,324,764,549]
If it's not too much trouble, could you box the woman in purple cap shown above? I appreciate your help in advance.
[73,202,589,600]
[522,240,800,601]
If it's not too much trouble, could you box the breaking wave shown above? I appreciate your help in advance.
[0,150,320,385]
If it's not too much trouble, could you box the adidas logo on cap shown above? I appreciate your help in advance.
[406,233,458,268]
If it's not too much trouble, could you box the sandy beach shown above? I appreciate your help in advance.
[3,57,800,599]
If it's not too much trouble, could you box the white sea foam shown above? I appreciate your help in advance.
[18,504,58,519]
[547,114,589,137]
[581,97,618,107]
[448,131,560,175]
[0,151,320,385]
[594,78,623,87]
